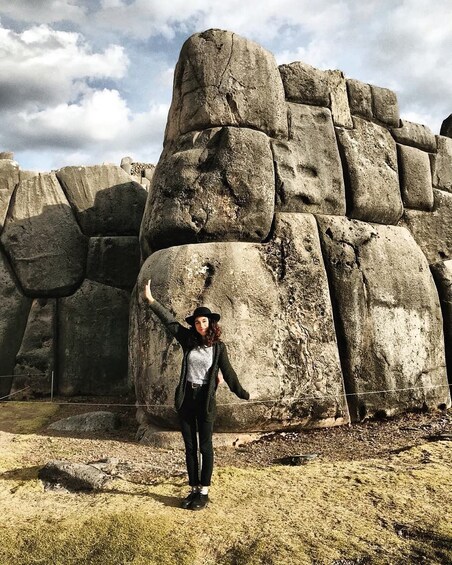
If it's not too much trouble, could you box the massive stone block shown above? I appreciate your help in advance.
[400,189,452,264]
[433,135,452,192]
[131,213,349,431]
[1,173,87,296]
[56,165,147,236]
[140,127,275,255]
[391,120,437,152]
[279,61,352,128]
[58,280,130,396]
[271,104,346,215]
[430,261,452,384]
[11,298,55,399]
[346,79,373,120]
[317,215,450,420]
[86,236,140,290]
[0,159,19,231]
[0,247,31,397]
[397,144,434,211]
[370,85,400,127]
[165,29,288,144]
[440,114,452,138]
[336,117,403,224]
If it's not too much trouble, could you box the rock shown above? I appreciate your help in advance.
[11,298,56,399]
[143,167,155,182]
[0,248,31,397]
[0,152,14,160]
[58,279,130,396]
[400,189,452,264]
[370,85,400,127]
[391,120,437,152]
[1,173,87,296]
[165,29,288,144]
[132,212,348,431]
[432,135,452,192]
[271,104,346,215]
[86,236,141,290]
[19,170,40,182]
[430,260,452,384]
[120,156,133,174]
[397,144,434,211]
[336,117,402,224]
[317,215,450,420]
[140,127,275,255]
[440,114,452,138]
[48,411,119,432]
[56,165,147,236]
[279,61,352,127]
[0,159,19,230]
[38,460,109,491]
[138,425,260,448]
[346,79,373,120]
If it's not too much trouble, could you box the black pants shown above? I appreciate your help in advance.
[179,383,214,487]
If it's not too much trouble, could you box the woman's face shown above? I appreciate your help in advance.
[194,316,210,336]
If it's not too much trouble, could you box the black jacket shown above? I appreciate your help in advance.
[149,300,250,421]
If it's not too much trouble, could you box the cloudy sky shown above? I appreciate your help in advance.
[0,0,451,172]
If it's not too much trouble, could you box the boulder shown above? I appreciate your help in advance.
[140,127,275,255]
[317,215,450,420]
[440,114,452,138]
[86,236,140,290]
[58,279,130,396]
[0,159,19,231]
[391,120,437,152]
[0,152,14,160]
[165,29,288,144]
[131,213,348,431]
[336,117,403,224]
[346,79,373,121]
[430,260,452,384]
[279,61,352,128]
[397,144,434,211]
[271,104,346,215]
[1,173,87,296]
[39,460,109,491]
[0,248,31,397]
[11,298,56,399]
[432,135,452,192]
[48,411,119,432]
[19,170,40,182]
[56,165,147,236]
[400,189,452,264]
[370,85,400,127]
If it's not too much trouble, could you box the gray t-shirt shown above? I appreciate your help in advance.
[186,345,213,385]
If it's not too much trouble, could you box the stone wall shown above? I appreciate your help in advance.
[132,29,451,432]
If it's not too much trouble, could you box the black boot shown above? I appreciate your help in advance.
[181,490,198,509]
[191,492,209,510]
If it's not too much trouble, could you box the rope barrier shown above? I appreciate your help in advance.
[0,373,48,379]
[0,386,32,401]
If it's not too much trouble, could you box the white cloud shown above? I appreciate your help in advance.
[0,0,86,24]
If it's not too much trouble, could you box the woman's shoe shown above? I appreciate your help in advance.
[181,490,198,509]
[191,492,209,510]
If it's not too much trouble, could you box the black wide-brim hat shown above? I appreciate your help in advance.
[185,306,221,326]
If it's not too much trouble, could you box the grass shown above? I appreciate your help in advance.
[0,401,59,434]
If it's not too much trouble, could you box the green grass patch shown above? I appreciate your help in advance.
[0,402,59,434]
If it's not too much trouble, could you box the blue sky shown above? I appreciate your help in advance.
[0,0,451,172]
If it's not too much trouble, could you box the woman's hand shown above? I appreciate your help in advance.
[216,372,224,386]
[144,279,154,304]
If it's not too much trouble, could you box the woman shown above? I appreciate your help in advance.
[144,279,250,510]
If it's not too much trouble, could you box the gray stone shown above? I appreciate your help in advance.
[58,279,130,396]
[0,152,14,160]
[346,79,373,120]
[38,460,109,491]
[0,159,19,230]
[440,114,452,138]
[279,62,352,127]
[317,215,450,420]
[397,144,434,211]
[391,120,437,152]
[400,189,452,264]
[48,411,119,432]
[371,85,400,127]
[1,173,87,296]
[132,213,349,431]
[0,247,31,397]
[11,298,56,399]
[56,165,147,236]
[271,104,345,215]
[165,29,288,144]
[19,170,40,183]
[430,260,452,384]
[140,127,275,255]
[336,117,402,224]
[86,236,140,290]
[143,167,155,182]
[433,135,452,192]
